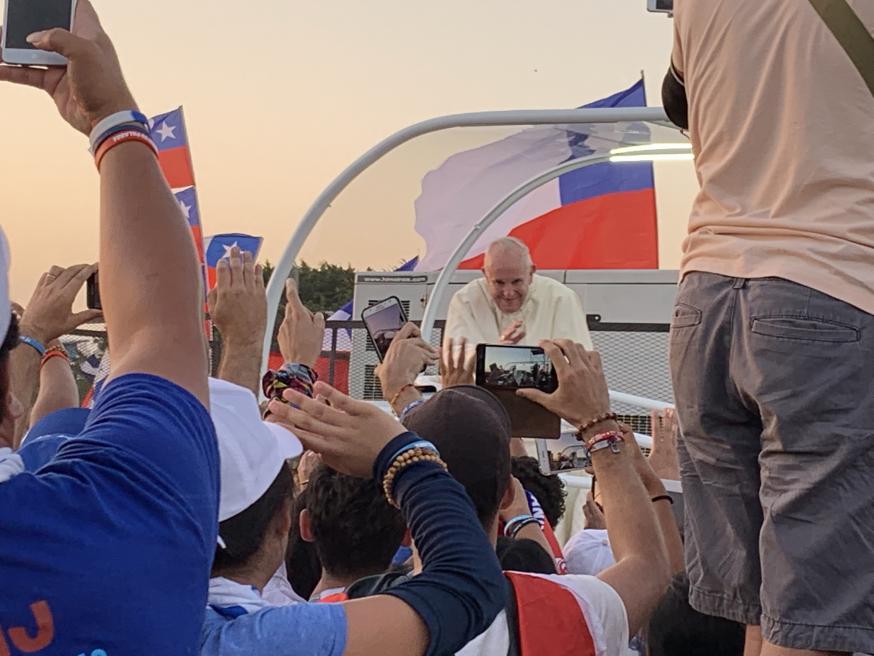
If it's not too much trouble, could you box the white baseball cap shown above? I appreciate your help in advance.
[209,378,303,522]
[0,228,12,342]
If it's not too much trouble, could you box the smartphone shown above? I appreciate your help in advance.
[647,0,673,14]
[361,297,407,362]
[536,437,590,475]
[476,344,561,439]
[86,270,101,311]
[1,0,76,66]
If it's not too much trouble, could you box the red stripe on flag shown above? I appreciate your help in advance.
[158,147,196,189]
[506,572,597,656]
[190,224,205,262]
[460,189,658,270]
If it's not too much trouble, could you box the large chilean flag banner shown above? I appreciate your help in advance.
[413,80,658,272]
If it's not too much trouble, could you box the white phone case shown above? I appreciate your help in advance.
[1,0,77,66]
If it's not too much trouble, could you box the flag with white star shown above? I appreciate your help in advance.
[203,234,264,289]
[174,186,205,261]
[149,107,196,189]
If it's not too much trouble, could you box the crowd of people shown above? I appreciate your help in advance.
[0,1,872,655]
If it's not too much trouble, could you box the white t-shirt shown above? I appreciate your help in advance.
[673,0,874,313]
[457,572,629,656]
[444,275,593,351]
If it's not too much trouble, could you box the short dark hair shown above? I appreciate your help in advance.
[213,463,294,573]
[404,386,512,527]
[511,456,567,527]
[306,464,406,580]
[285,487,322,600]
[496,537,556,575]
[648,573,745,656]
[0,313,20,424]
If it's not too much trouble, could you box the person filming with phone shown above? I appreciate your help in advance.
[443,237,593,351]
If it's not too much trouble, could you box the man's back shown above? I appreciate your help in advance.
[674,0,874,313]
[0,376,218,655]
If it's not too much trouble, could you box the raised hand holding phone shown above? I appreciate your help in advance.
[0,0,138,134]
[516,339,612,430]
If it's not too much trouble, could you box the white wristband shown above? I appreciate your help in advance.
[89,110,149,154]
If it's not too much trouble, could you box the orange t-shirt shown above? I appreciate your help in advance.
[673,0,874,313]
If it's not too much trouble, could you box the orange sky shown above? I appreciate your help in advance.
[0,0,696,303]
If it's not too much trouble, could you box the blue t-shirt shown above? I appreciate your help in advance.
[201,603,347,656]
[0,374,219,656]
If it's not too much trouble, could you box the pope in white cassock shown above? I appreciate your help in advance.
[443,238,593,351]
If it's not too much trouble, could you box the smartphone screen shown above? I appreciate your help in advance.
[476,344,561,438]
[361,297,407,362]
[477,345,556,392]
[86,270,101,311]
[4,0,74,49]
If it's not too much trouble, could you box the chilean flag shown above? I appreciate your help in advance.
[174,187,205,262]
[149,108,196,189]
[204,233,264,289]
[414,80,657,272]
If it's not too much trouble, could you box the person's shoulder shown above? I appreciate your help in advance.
[534,274,575,297]
[202,603,348,655]
[455,611,509,656]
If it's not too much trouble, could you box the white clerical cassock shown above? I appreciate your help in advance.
[443,275,593,351]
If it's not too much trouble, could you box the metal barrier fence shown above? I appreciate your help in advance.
[65,318,674,437]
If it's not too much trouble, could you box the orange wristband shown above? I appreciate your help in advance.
[40,349,69,368]
[94,130,159,170]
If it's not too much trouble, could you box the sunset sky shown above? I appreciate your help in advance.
[0,0,697,302]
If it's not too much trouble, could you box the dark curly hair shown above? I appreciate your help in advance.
[511,456,567,527]
[305,464,406,580]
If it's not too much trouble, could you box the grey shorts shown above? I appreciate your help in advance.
[669,273,874,653]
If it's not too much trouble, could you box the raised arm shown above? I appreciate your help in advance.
[519,341,673,636]
[269,384,506,656]
[0,1,208,404]
[209,246,267,395]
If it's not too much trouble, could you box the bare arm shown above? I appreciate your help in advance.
[518,341,671,636]
[375,323,437,416]
[1,4,209,404]
[209,247,267,395]
[12,266,100,446]
[30,345,80,427]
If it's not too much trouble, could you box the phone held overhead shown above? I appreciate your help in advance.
[475,344,561,439]
[361,296,407,363]
[2,0,77,66]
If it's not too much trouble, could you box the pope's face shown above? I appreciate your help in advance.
[483,255,534,314]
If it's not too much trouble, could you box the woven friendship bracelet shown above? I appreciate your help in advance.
[584,430,625,456]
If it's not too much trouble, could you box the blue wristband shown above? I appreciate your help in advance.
[503,514,536,537]
[399,398,427,422]
[89,110,149,152]
[19,335,46,357]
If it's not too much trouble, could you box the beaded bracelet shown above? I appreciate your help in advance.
[577,412,618,434]
[382,446,448,508]
[389,383,416,409]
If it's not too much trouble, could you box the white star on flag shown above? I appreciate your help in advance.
[222,242,240,258]
[155,122,177,142]
[178,200,191,220]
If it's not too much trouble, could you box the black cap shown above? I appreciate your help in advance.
[404,386,512,525]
